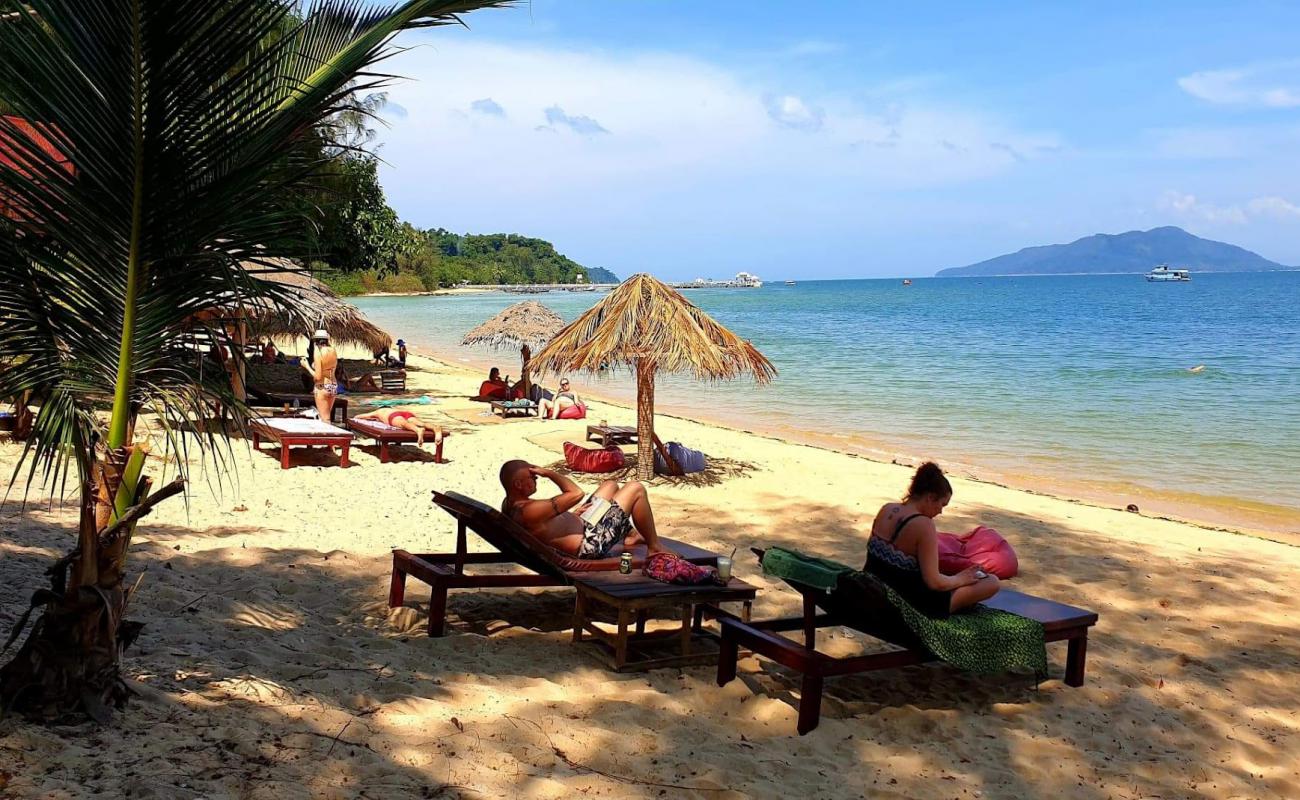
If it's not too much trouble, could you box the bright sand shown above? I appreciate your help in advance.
[1,352,1296,799]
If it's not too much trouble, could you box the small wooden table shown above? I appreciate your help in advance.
[490,400,538,418]
[572,572,757,672]
[250,418,354,469]
[586,424,638,446]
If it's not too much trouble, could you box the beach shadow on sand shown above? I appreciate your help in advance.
[2,495,1295,798]
[542,453,760,488]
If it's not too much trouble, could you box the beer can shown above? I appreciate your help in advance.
[619,552,633,574]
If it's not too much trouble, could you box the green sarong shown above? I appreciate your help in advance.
[762,547,1047,677]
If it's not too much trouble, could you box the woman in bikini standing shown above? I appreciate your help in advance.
[867,462,1000,617]
[300,329,338,423]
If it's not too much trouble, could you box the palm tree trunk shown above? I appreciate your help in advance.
[635,360,655,481]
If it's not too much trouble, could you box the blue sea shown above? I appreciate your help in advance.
[354,273,1300,535]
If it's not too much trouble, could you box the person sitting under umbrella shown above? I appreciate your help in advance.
[538,377,582,419]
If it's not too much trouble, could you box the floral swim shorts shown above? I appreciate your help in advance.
[578,500,633,558]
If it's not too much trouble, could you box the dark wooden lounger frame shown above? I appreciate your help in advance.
[391,491,717,637]
[717,550,1098,734]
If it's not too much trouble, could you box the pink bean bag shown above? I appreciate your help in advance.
[556,402,587,420]
[937,525,1019,579]
[563,441,624,473]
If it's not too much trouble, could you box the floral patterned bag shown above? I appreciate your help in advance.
[642,552,723,585]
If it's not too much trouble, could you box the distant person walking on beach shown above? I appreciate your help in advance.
[353,408,442,447]
[867,462,999,617]
[300,329,338,423]
[500,460,672,559]
[538,378,581,419]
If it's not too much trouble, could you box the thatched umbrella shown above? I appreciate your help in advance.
[461,300,565,398]
[237,259,392,353]
[530,274,775,480]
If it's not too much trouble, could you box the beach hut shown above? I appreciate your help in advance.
[530,273,775,480]
[461,300,565,400]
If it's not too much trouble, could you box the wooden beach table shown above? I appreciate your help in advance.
[250,417,353,469]
[347,417,448,463]
[489,399,538,418]
[586,424,637,446]
[572,572,757,672]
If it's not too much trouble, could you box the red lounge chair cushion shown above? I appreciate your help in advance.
[556,402,587,420]
[937,526,1019,579]
[478,381,509,400]
[563,441,625,473]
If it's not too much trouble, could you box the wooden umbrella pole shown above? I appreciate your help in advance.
[521,344,531,399]
[635,359,656,481]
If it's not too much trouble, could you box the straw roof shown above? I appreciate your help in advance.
[530,273,776,382]
[462,300,565,350]
[234,258,392,352]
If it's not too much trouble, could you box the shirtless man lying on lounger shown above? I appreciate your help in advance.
[500,460,673,559]
[352,408,442,447]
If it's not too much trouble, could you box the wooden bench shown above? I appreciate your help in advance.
[717,551,1098,734]
[391,491,720,637]
[572,572,757,671]
[250,418,353,469]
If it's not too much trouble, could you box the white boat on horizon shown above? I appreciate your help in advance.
[784,280,796,286]
[1146,264,1191,282]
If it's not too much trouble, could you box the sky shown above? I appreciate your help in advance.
[370,1,1300,279]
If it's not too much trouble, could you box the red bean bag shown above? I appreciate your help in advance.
[563,441,624,473]
[477,380,508,400]
[556,402,587,420]
[937,525,1019,579]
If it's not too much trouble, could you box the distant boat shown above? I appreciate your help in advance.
[784,280,796,286]
[1146,264,1191,282]
[902,279,912,286]
[735,271,763,288]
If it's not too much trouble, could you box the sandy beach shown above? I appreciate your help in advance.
[1,351,1297,799]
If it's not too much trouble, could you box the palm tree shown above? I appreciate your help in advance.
[0,0,509,721]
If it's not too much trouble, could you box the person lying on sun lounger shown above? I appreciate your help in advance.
[353,408,442,447]
[867,461,999,618]
[499,460,674,559]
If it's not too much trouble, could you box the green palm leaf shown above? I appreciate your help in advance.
[0,0,512,489]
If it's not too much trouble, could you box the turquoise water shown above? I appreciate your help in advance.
[354,273,1300,533]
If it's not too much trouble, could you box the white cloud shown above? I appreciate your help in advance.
[781,40,845,57]
[541,105,608,135]
[1158,190,1300,224]
[470,97,505,117]
[369,38,1061,271]
[1178,60,1300,108]
[764,94,824,131]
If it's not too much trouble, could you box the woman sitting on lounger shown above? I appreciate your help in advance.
[867,462,999,617]
[538,378,581,419]
[353,408,442,447]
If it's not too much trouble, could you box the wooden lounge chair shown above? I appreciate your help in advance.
[250,417,353,469]
[347,417,448,463]
[390,491,719,637]
[716,548,1098,734]
[379,370,406,393]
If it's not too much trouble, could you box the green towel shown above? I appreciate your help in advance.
[365,395,436,407]
[763,547,1047,676]
[762,546,856,591]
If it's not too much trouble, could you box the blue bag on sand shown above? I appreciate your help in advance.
[654,441,707,474]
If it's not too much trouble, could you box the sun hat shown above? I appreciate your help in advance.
[396,339,405,346]
[312,328,329,341]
